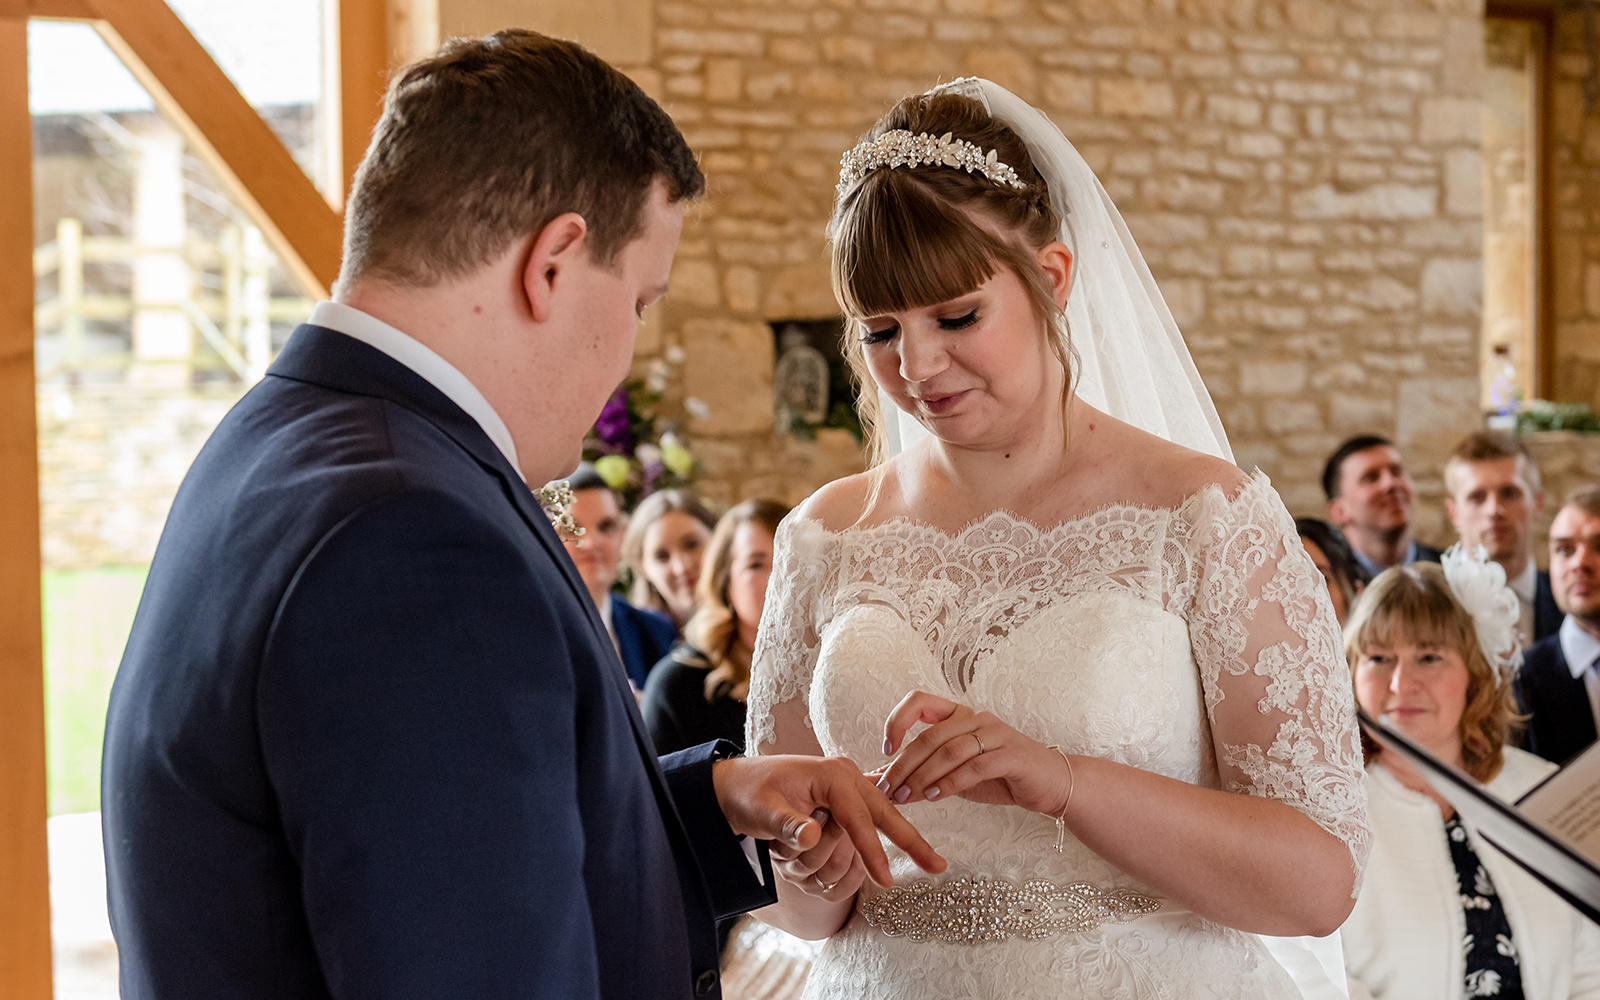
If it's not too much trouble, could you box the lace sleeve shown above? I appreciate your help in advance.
[1178,474,1371,890]
[745,516,839,757]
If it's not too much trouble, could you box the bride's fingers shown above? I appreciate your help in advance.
[879,717,994,801]
[882,690,965,755]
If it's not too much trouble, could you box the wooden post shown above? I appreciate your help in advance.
[221,224,242,355]
[0,15,55,1000]
[242,225,271,381]
[59,216,84,373]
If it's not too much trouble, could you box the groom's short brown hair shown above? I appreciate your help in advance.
[338,30,703,290]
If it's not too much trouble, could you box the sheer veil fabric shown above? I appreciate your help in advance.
[876,77,1233,465]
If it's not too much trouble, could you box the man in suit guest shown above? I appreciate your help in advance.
[1444,431,1559,646]
[101,30,940,1000]
[1516,486,1600,766]
[1323,434,1442,577]
[561,462,677,689]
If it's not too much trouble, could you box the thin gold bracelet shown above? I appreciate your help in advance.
[1045,745,1075,853]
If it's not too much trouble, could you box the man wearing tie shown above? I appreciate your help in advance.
[1516,486,1600,765]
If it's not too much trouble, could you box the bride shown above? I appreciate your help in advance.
[743,78,1371,998]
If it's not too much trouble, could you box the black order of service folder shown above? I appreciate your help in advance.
[1357,707,1600,926]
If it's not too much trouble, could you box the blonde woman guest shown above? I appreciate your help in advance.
[643,498,790,756]
[622,488,716,629]
[1341,552,1600,1000]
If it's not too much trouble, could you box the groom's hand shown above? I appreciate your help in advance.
[711,754,946,887]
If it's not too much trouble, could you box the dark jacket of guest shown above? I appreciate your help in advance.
[643,645,748,757]
[1534,571,1563,644]
[1515,633,1595,766]
[613,596,678,689]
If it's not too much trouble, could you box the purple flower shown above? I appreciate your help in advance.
[642,459,665,491]
[594,388,633,452]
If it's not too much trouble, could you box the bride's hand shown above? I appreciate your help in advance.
[878,690,1074,817]
[769,809,870,902]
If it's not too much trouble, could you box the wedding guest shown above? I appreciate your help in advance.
[1444,431,1558,645]
[746,77,1367,998]
[1323,434,1441,577]
[1296,516,1369,625]
[1515,485,1600,766]
[623,487,716,628]
[643,498,790,755]
[1340,554,1600,1000]
[559,463,676,689]
[100,30,941,1000]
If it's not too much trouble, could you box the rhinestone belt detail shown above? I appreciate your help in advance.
[858,875,1161,943]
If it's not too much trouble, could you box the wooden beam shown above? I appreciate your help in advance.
[89,0,342,296]
[0,18,55,1000]
[335,0,389,211]
[0,0,96,18]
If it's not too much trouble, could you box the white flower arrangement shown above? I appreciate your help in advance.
[535,479,582,539]
[1440,543,1523,678]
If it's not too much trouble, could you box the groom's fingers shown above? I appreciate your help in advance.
[853,785,946,879]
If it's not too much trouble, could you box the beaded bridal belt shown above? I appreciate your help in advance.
[859,875,1161,944]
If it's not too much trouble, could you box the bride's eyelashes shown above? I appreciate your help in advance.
[861,323,898,346]
[939,309,979,331]
[859,309,980,346]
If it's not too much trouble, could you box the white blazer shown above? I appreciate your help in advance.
[1343,747,1600,1000]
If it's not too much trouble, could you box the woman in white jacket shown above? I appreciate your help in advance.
[1341,551,1600,1000]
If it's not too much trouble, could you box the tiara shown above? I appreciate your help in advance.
[836,129,1025,197]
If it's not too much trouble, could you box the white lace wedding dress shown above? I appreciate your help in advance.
[746,471,1370,1000]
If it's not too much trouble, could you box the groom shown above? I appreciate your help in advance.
[101,30,939,1000]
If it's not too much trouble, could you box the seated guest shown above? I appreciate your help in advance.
[1322,434,1441,577]
[1444,430,1558,644]
[1516,485,1600,766]
[1296,516,1369,625]
[559,463,676,690]
[622,487,717,629]
[1340,554,1600,1000]
[642,498,789,755]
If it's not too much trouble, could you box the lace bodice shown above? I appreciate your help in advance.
[745,471,1370,999]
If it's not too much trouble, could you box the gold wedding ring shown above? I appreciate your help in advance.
[971,731,985,754]
[815,876,836,893]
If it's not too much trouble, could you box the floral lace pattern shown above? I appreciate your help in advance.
[746,471,1370,1000]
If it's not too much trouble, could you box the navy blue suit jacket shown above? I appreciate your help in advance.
[1515,631,1596,767]
[101,325,774,1000]
[1534,570,1562,643]
[613,596,677,689]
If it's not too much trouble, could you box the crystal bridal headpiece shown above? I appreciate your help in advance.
[836,128,1026,197]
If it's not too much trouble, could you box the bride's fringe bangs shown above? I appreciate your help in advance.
[829,170,1004,322]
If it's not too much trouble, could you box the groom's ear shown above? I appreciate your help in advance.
[521,212,589,323]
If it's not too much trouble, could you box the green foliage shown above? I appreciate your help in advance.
[1516,399,1600,434]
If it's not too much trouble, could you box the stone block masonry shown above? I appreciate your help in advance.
[613,0,1488,527]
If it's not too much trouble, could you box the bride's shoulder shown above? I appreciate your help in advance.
[1090,419,1252,510]
[788,468,885,535]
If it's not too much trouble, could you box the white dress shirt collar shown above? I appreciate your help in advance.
[1561,616,1600,680]
[307,301,521,478]
[1509,561,1537,604]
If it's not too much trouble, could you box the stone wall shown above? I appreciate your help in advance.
[1549,7,1600,415]
[37,383,243,569]
[580,0,1492,526]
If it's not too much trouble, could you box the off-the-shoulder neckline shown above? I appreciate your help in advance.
[786,467,1274,543]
